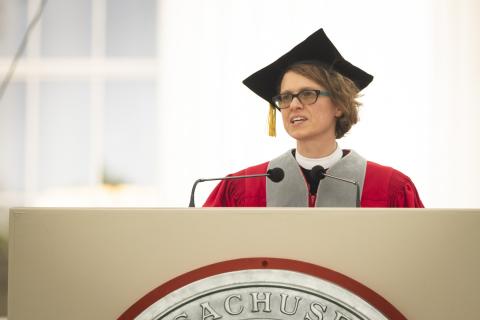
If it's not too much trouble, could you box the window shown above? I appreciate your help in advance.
[0,0,159,207]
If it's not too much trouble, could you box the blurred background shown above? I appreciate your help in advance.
[0,0,479,315]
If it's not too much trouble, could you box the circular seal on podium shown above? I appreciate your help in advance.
[118,258,406,320]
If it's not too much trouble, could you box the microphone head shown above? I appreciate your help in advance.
[267,167,285,183]
[311,165,326,180]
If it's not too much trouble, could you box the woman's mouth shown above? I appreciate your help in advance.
[290,116,307,124]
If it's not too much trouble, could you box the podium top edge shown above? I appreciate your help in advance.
[9,207,480,215]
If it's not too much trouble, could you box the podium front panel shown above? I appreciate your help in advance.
[8,208,480,319]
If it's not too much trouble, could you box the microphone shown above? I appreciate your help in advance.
[310,165,361,207]
[188,167,285,207]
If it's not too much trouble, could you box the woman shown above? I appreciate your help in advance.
[204,28,423,207]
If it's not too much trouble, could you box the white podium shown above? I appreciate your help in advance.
[8,208,480,319]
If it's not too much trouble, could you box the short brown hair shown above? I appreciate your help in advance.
[284,62,362,139]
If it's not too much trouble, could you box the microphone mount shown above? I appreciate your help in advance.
[310,165,361,207]
[189,168,284,207]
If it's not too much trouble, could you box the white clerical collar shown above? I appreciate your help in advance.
[295,144,343,170]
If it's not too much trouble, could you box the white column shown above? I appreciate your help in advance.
[24,0,43,203]
[90,0,106,187]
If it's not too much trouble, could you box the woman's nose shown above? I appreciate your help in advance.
[290,96,303,109]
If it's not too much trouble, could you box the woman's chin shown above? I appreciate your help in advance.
[286,127,335,144]
[286,129,312,141]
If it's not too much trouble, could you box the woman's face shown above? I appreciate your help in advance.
[279,70,342,144]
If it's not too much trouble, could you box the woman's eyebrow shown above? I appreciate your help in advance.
[279,87,317,94]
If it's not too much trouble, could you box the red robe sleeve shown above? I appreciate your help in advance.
[362,161,424,208]
[203,176,236,207]
[203,162,269,207]
[387,170,424,207]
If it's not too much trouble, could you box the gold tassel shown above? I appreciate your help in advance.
[268,104,276,137]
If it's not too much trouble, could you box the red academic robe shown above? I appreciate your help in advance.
[204,161,424,208]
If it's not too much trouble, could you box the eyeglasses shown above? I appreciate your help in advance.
[272,89,330,110]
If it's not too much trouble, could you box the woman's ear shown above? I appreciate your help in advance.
[335,106,343,118]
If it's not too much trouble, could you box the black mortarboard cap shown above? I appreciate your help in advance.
[243,28,373,105]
